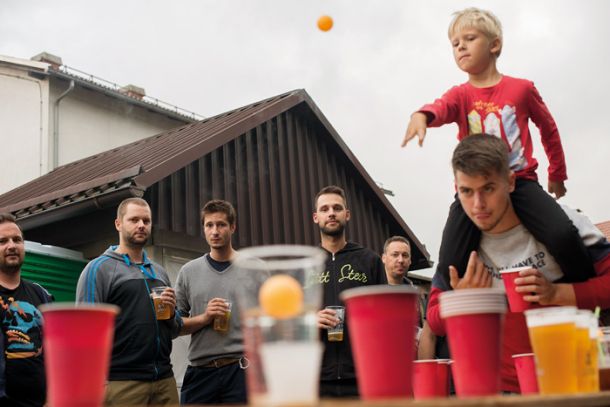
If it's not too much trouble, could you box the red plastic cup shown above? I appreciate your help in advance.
[41,303,120,407]
[340,285,419,400]
[499,267,539,312]
[440,289,506,397]
[513,353,539,394]
[436,359,451,397]
[413,360,447,399]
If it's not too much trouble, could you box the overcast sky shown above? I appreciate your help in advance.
[1,1,608,263]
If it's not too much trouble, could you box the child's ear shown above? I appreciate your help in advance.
[490,37,502,56]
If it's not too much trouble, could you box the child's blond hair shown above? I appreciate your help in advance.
[448,7,503,57]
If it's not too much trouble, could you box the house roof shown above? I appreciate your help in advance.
[596,221,610,240]
[0,90,303,215]
[1,53,203,123]
[0,89,432,268]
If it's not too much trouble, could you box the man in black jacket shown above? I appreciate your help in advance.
[313,186,386,398]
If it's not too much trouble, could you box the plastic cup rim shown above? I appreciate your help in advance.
[512,353,534,359]
[340,284,419,301]
[414,359,438,364]
[40,302,120,315]
[233,244,327,270]
[499,266,533,274]
[440,288,505,296]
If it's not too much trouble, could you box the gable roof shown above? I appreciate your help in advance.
[0,89,431,268]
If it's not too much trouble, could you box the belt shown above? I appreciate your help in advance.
[202,358,241,368]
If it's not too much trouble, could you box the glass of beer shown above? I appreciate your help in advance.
[213,300,232,333]
[150,286,172,320]
[524,306,578,395]
[599,327,610,391]
[326,306,345,342]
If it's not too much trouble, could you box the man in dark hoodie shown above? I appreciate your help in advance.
[76,198,182,406]
[313,185,386,398]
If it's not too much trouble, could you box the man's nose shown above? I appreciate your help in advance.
[474,192,486,209]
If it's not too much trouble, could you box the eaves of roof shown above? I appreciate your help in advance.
[48,69,201,123]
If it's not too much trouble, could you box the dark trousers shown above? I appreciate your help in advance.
[435,179,595,290]
[319,378,359,398]
[180,363,247,405]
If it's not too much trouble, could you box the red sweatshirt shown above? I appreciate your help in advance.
[419,75,567,182]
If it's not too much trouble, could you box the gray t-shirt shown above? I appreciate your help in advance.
[175,254,247,366]
[479,205,605,291]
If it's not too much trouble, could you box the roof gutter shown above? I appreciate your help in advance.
[17,187,144,231]
[53,79,75,169]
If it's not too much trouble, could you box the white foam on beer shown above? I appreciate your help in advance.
[524,306,577,327]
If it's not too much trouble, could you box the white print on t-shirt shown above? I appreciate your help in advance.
[467,103,528,173]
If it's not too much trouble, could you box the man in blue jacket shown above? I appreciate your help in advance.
[76,198,182,406]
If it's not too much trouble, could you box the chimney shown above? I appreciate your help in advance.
[119,84,146,100]
[31,52,63,70]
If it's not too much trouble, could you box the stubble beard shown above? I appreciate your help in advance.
[320,222,345,237]
[0,254,23,274]
[124,231,149,249]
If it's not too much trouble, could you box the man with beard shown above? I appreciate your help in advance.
[381,236,437,360]
[0,213,52,407]
[174,200,249,405]
[76,198,182,406]
[313,186,386,398]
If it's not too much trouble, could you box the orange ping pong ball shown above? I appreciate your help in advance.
[259,274,304,318]
[317,15,333,32]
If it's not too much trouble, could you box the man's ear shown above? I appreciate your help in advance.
[230,223,237,234]
[381,253,387,265]
[345,209,351,222]
[114,218,121,232]
[508,171,516,192]
[312,212,319,224]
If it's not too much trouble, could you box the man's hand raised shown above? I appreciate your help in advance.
[449,251,492,290]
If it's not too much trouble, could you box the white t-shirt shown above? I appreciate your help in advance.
[478,205,604,292]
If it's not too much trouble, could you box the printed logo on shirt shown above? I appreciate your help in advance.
[484,251,547,280]
[467,102,528,173]
[305,263,368,287]
[1,297,44,359]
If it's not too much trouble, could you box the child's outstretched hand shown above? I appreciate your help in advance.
[402,112,428,147]
[548,180,567,199]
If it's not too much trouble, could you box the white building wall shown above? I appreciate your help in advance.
[0,58,191,195]
[49,80,188,168]
[0,67,50,193]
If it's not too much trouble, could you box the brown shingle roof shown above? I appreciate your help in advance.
[0,90,301,215]
[596,221,610,240]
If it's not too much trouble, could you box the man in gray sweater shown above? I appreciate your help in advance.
[175,200,248,404]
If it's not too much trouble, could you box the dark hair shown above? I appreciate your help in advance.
[383,235,410,253]
[452,134,510,177]
[314,185,348,210]
[201,200,236,225]
[0,213,23,236]
[116,197,150,220]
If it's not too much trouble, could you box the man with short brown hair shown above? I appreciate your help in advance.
[77,198,182,406]
[313,186,386,398]
[175,199,248,404]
